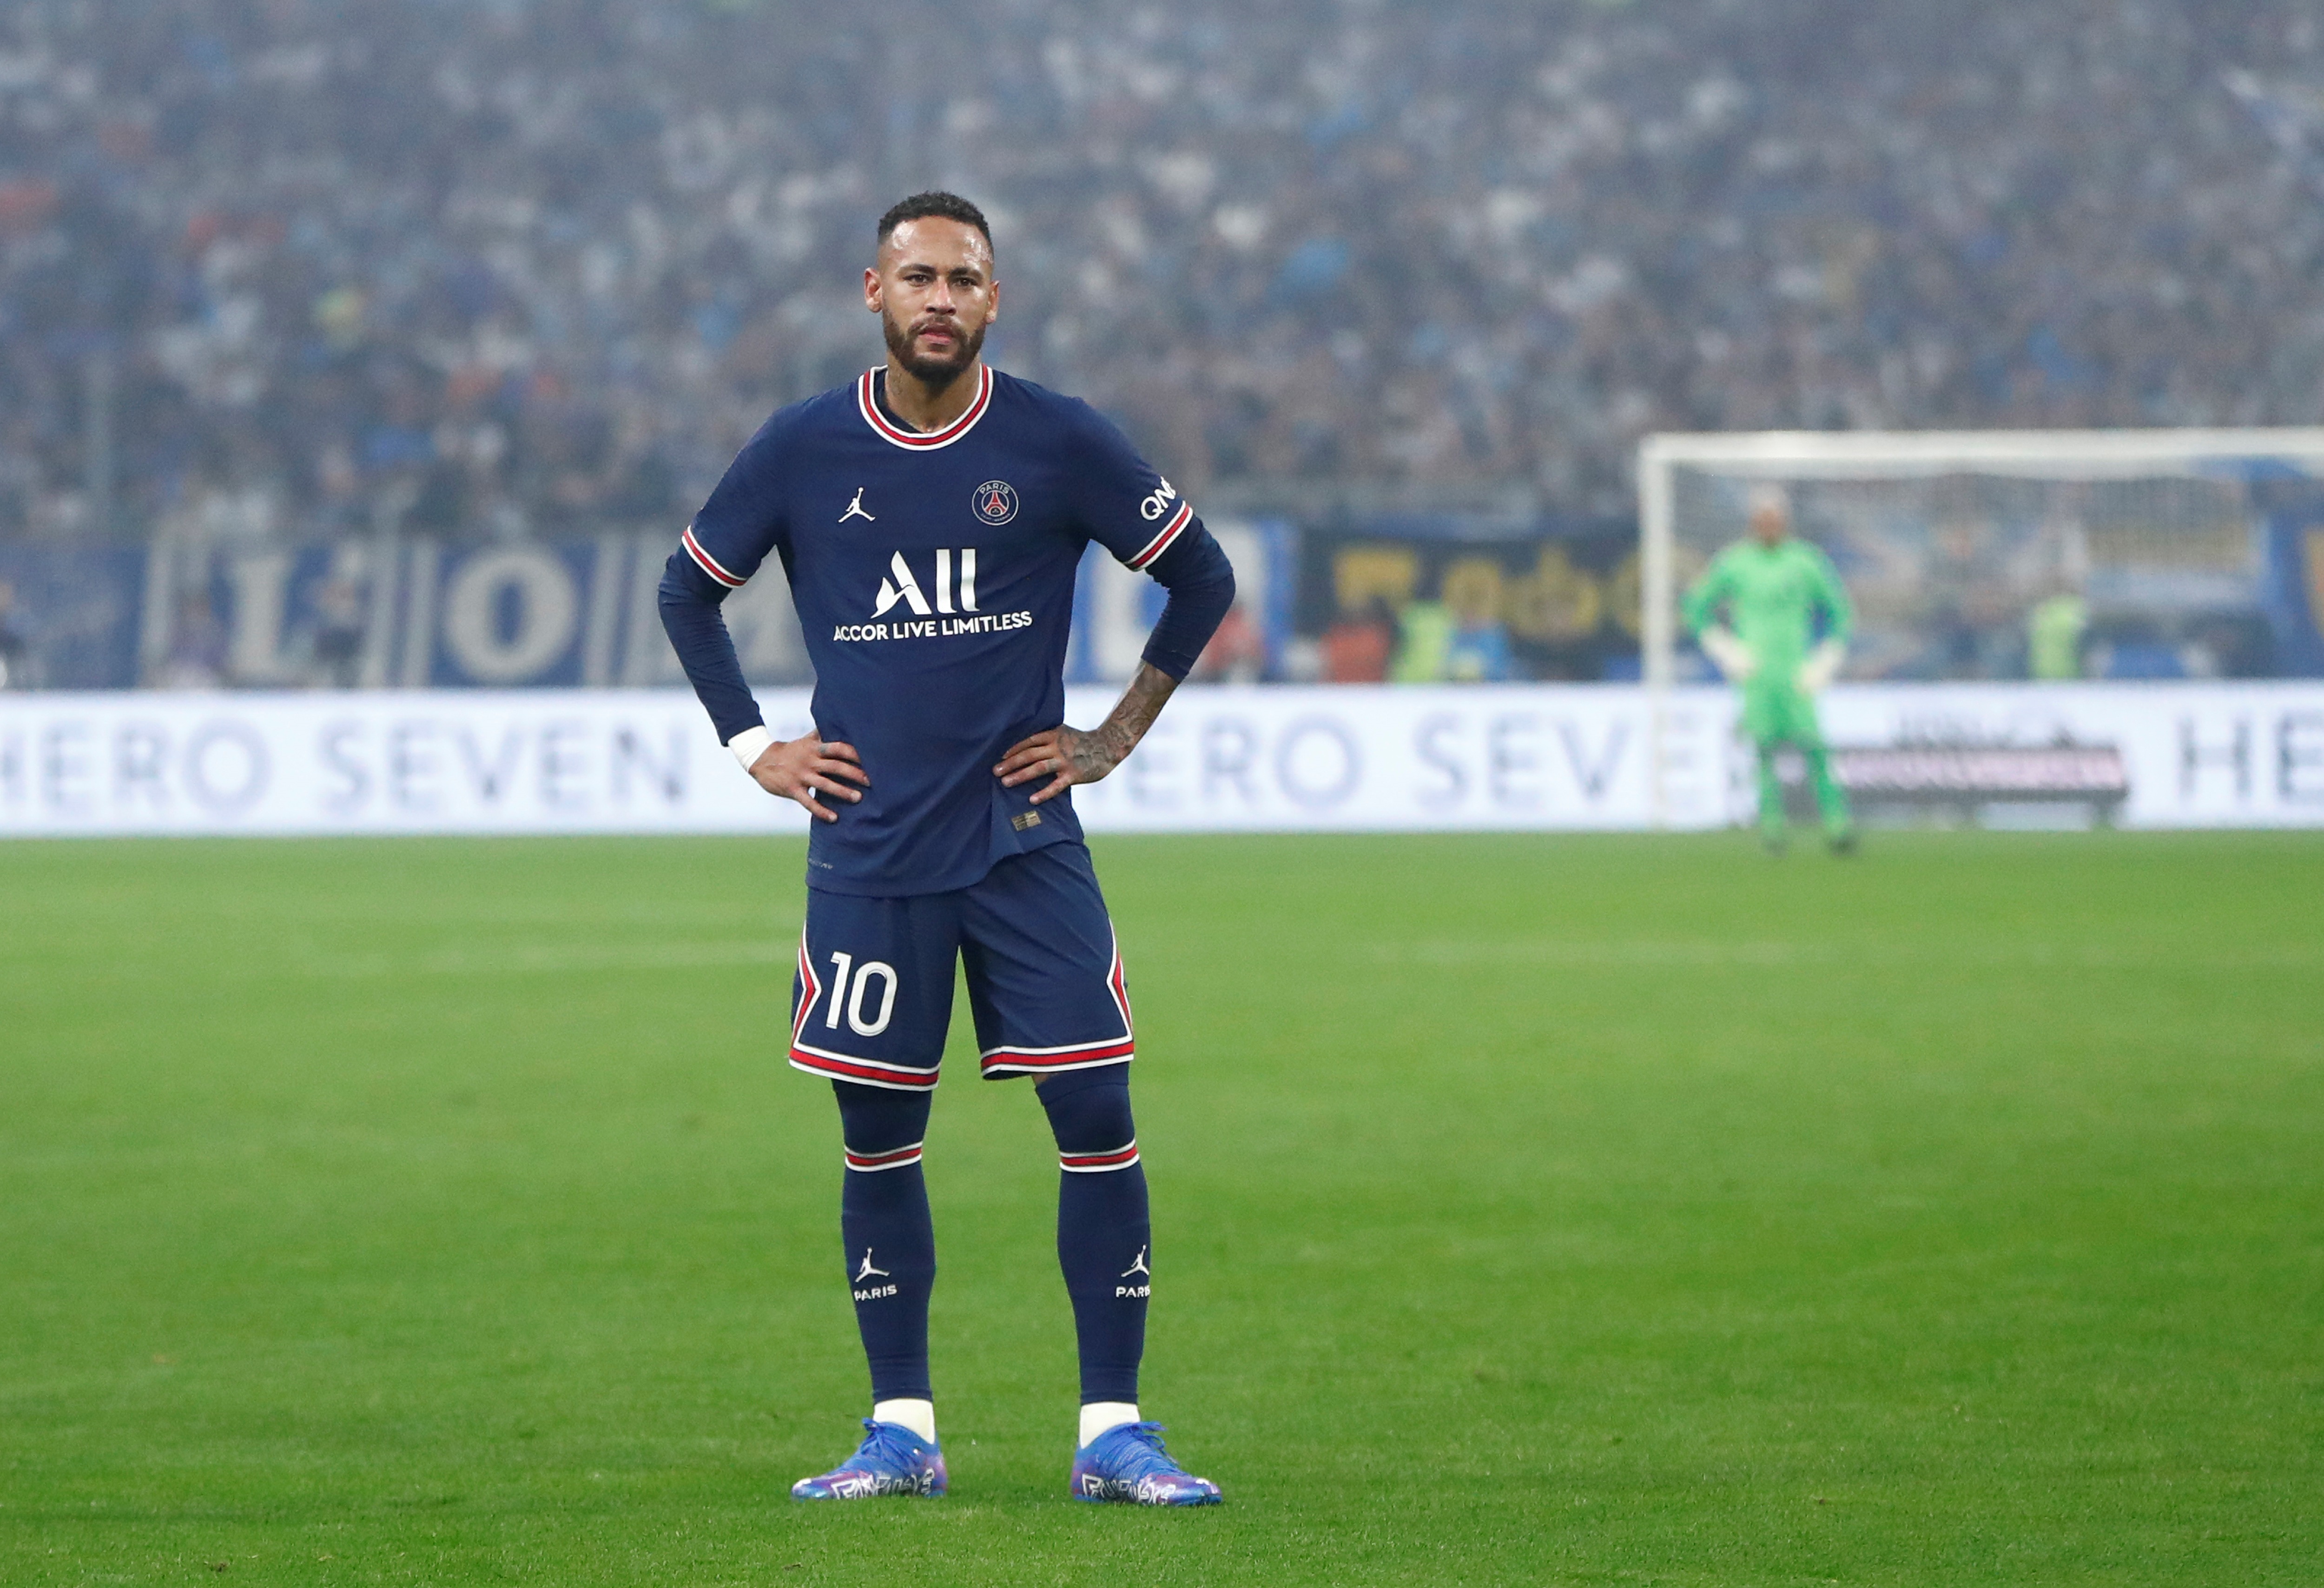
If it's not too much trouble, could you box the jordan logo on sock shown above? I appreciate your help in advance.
[853,1248,898,1301]
[1116,1246,1151,1298]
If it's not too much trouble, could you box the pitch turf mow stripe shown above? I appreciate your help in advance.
[2,831,2317,1584]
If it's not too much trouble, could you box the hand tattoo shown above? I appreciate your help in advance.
[995,662,1182,804]
[1055,721,1128,782]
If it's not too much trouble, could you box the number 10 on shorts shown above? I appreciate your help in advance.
[824,952,898,1036]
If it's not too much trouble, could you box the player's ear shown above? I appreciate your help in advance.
[864,265,883,314]
[986,277,998,323]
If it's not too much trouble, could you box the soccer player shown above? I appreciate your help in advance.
[658,192,1231,1506]
[1682,485,1857,853]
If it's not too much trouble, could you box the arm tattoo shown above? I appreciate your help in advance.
[1060,663,1178,780]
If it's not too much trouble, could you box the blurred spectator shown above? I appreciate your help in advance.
[0,579,27,687]
[310,576,364,688]
[158,591,225,689]
[2027,590,2090,680]
[1192,604,1267,683]
[1441,560,1516,682]
[1390,601,1453,684]
[1319,597,1396,683]
[0,0,2320,544]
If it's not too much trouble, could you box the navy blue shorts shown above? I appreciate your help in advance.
[786,843,1133,1092]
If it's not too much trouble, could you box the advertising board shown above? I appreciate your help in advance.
[5,684,2320,837]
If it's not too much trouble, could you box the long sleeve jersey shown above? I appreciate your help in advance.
[1680,537,1852,673]
[660,364,1235,896]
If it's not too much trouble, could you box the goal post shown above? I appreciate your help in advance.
[1637,427,2324,824]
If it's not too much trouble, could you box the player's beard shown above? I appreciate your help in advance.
[883,308,986,387]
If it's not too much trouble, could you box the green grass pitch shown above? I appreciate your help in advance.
[3,831,2319,1586]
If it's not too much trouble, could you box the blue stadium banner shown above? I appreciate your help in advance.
[0,532,813,692]
[128,533,746,692]
[6,535,706,691]
[0,541,145,690]
[0,524,1293,693]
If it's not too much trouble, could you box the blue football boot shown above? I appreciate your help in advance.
[1069,1422,1222,1506]
[790,1419,947,1500]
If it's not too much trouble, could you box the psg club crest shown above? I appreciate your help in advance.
[972,480,1019,526]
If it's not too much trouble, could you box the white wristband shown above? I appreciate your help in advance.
[726,725,775,772]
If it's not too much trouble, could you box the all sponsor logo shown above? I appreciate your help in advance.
[873,549,977,617]
[832,547,1032,643]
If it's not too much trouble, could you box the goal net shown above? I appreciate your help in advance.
[1637,428,2324,818]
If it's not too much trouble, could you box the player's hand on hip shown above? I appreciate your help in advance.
[1700,625,1758,682]
[996,724,1121,806]
[1796,638,1845,693]
[748,733,868,823]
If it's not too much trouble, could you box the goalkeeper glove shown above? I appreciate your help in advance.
[1796,639,1844,693]
[1699,626,1757,682]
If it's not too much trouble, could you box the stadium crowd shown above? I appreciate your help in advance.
[0,0,2320,545]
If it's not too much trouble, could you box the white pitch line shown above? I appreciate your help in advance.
[293,940,792,978]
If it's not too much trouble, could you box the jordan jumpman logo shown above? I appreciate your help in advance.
[839,488,875,524]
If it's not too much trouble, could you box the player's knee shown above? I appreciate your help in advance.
[833,1079,932,1157]
[1037,1065,1136,1155]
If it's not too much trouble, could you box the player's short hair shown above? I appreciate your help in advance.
[877,191,993,254]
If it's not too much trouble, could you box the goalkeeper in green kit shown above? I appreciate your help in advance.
[1682,486,1857,854]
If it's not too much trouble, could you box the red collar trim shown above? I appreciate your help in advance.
[857,365,993,449]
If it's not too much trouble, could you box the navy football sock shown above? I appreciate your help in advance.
[1037,1067,1149,1405]
[832,1081,937,1404]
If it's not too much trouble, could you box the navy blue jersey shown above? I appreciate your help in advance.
[660,365,1235,898]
